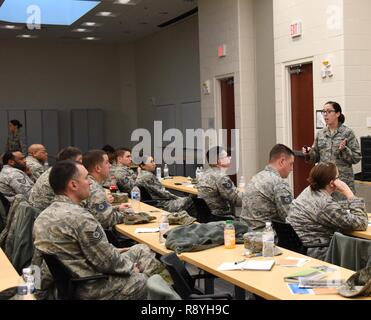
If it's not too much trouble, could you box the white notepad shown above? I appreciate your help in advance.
[218,260,275,271]
[135,228,160,233]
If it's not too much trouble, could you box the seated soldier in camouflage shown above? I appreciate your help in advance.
[240,144,294,230]
[0,151,34,204]
[110,148,138,194]
[82,150,133,229]
[33,160,164,299]
[287,162,368,261]
[29,146,83,211]
[26,144,48,182]
[135,155,194,213]
[197,146,242,218]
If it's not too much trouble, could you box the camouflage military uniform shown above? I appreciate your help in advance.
[26,155,46,182]
[287,186,368,260]
[0,165,34,203]
[307,124,361,200]
[83,175,126,229]
[110,164,137,194]
[197,167,242,217]
[135,171,193,212]
[6,130,27,154]
[29,168,54,211]
[239,165,293,230]
[33,195,165,300]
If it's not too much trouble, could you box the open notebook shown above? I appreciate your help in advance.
[218,260,275,271]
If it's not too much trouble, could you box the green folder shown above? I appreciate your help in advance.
[284,268,323,283]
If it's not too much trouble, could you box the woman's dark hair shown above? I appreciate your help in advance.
[139,155,152,168]
[308,162,338,191]
[9,120,22,129]
[49,160,80,195]
[325,101,345,124]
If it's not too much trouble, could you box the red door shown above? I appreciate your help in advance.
[290,63,315,197]
[220,77,237,185]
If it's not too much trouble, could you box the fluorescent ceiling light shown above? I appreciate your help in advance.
[82,36,100,40]
[72,28,91,32]
[114,0,140,5]
[0,0,101,26]
[96,11,115,17]
[82,22,101,27]
[0,24,22,30]
[16,34,37,39]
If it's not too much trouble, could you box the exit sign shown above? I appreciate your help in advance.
[290,21,302,38]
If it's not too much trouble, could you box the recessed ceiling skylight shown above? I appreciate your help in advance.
[0,0,101,26]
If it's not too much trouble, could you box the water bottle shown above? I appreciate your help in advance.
[131,186,141,211]
[262,221,275,257]
[195,166,201,179]
[163,164,169,178]
[159,212,170,245]
[156,167,162,180]
[238,176,246,188]
[109,176,118,193]
[22,267,35,294]
[224,220,236,249]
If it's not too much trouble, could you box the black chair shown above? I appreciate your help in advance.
[136,185,172,207]
[41,252,108,300]
[271,220,328,255]
[104,229,137,248]
[0,192,10,215]
[160,252,232,300]
[192,197,233,223]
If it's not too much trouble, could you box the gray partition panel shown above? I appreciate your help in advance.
[42,110,59,163]
[71,109,88,153]
[87,109,104,150]
[0,110,9,153]
[26,110,42,145]
[7,110,26,129]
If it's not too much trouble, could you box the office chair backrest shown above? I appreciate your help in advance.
[160,252,195,299]
[42,252,75,300]
[271,220,307,255]
[192,197,229,223]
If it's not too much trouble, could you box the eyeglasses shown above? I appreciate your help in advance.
[320,109,336,115]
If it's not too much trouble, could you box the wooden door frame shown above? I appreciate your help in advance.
[282,57,314,188]
[214,73,235,131]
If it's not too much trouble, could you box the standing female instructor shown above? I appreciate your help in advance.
[6,119,27,154]
[303,101,361,200]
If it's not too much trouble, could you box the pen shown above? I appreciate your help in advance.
[234,260,245,265]
[245,253,262,258]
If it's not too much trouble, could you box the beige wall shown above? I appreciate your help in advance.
[118,43,138,148]
[198,0,260,179]
[273,0,346,150]
[255,0,276,168]
[0,39,123,148]
[134,15,200,133]
[343,0,371,158]
[273,0,371,174]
